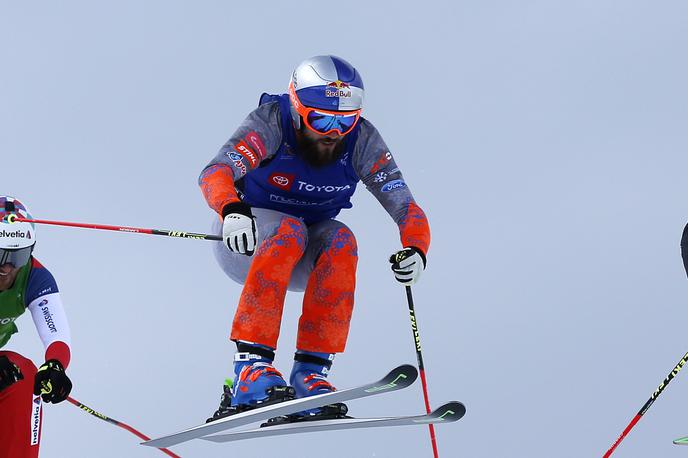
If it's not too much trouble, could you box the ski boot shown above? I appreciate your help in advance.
[262,351,349,427]
[207,343,295,423]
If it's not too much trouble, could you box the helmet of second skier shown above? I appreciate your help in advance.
[289,55,365,136]
[0,196,36,268]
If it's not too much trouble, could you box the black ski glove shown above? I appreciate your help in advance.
[34,359,72,403]
[0,354,23,392]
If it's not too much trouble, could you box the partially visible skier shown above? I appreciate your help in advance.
[0,197,73,458]
[199,56,430,421]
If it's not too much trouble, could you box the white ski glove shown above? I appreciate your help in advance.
[389,247,426,285]
[222,202,257,256]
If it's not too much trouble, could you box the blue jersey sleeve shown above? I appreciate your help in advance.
[25,258,60,305]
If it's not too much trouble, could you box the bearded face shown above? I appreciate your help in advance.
[295,123,347,167]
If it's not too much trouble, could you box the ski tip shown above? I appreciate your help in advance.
[430,401,466,422]
[388,364,418,385]
[142,438,165,448]
[674,437,688,445]
[143,434,184,448]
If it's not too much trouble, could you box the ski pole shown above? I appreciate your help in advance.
[8,215,221,242]
[67,396,181,458]
[405,285,440,458]
[602,352,688,457]
[603,223,688,456]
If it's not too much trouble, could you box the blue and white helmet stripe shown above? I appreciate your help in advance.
[290,55,364,112]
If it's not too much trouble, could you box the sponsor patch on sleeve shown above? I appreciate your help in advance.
[381,179,407,193]
[369,151,393,174]
[30,394,42,445]
[226,151,248,177]
[245,131,267,160]
[235,141,259,168]
[373,171,388,183]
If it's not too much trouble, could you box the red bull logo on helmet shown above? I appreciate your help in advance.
[327,81,350,89]
[325,80,352,98]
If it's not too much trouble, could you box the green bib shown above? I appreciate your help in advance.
[0,262,32,348]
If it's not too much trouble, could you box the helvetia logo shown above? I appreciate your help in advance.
[31,395,41,445]
[0,230,30,238]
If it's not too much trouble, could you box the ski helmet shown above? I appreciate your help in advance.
[0,196,36,268]
[289,55,364,131]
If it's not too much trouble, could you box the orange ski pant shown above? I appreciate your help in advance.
[212,208,358,353]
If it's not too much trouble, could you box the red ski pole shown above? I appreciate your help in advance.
[67,396,181,458]
[405,286,440,458]
[9,215,221,242]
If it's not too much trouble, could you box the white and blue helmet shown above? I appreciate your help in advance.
[0,196,36,267]
[289,55,364,128]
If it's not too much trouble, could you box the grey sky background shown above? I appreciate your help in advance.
[2,1,687,457]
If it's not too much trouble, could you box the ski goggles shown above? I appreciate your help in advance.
[0,245,34,268]
[289,83,361,136]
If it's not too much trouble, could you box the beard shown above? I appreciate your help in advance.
[295,127,346,168]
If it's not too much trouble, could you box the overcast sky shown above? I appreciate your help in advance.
[2,1,688,457]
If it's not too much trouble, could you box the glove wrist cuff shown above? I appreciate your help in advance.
[408,246,427,267]
[222,202,252,219]
[43,359,65,371]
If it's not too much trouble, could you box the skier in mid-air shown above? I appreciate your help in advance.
[0,196,73,458]
[199,55,430,421]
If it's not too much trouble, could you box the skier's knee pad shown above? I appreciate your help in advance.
[318,224,358,260]
[258,216,308,257]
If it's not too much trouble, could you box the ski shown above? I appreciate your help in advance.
[674,437,688,445]
[142,364,418,449]
[201,401,466,443]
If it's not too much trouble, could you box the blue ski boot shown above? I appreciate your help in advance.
[262,351,348,426]
[207,343,294,422]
